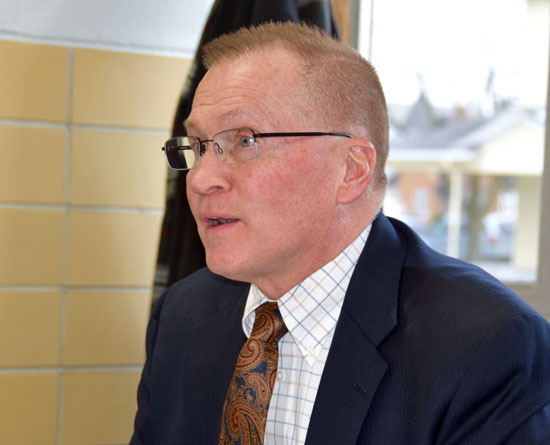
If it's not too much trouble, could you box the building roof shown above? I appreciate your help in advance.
[387,95,545,173]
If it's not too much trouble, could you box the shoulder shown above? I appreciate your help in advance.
[387,216,538,323]
[344,215,550,442]
[346,213,546,348]
[385,216,550,380]
[371,215,550,372]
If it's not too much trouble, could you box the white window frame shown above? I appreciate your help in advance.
[355,0,550,318]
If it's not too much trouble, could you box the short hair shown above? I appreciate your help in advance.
[202,21,389,192]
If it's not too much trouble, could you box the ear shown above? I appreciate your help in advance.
[336,140,376,204]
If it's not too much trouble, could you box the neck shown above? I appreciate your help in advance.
[253,217,374,299]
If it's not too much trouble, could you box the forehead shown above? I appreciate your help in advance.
[186,49,305,133]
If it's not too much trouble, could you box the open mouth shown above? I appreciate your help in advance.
[208,217,239,227]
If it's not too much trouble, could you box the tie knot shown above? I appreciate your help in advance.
[251,302,287,344]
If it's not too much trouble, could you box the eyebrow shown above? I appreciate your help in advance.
[182,118,195,135]
[184,109,258,136]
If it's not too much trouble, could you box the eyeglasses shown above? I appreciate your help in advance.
[161,128,353,170]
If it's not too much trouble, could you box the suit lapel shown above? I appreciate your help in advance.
[305,310,389,444]
[306,214,406,444]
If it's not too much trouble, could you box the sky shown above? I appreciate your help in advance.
[359,0,548,109]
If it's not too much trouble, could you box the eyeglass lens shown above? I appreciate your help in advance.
[164,129,258,170]
[216,129,257,164]
[164,137,198,170]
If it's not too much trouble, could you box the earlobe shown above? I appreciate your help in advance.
[336,141,375,205]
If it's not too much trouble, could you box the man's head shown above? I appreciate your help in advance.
[202,22,389,192]
[185,22,389,297]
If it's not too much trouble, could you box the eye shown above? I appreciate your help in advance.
[238,135,255,148]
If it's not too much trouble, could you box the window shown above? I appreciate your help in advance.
[356,0,550,316]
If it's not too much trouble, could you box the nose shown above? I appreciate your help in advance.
[186,141,231,196]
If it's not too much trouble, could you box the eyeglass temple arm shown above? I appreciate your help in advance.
[253,131,354,139]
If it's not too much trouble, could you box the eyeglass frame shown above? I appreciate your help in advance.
[161,128,354,170]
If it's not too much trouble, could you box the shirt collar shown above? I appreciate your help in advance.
[242,223,371,366]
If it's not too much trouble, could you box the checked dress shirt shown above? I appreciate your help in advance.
[241,224,371,444]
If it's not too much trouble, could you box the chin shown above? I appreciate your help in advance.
[207,257,262,286]
[205,255,242,281]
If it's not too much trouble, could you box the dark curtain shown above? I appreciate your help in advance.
[155,0,340,298]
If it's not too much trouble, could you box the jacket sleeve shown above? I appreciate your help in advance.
[436,312,550,445]
[130,292,166,445]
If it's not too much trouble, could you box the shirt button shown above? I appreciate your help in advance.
[307,348,316,359]
[276,370,285,382]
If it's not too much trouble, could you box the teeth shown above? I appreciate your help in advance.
[210,217,237,226]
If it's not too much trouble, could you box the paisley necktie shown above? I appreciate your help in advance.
[219,302,288,444]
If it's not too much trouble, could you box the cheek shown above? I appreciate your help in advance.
[247,160,337,231]
[251,160,305,203]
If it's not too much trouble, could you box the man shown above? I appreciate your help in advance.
[132,22,550,444]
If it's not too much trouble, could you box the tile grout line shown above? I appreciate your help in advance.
[71,123,170,135]
[0,32,196,59]
[0,118,65,128]
[56,44,74,445]
[0,117,170,135]
[0,202,164,214]
[0,285,152,292]
[0,365,144,374]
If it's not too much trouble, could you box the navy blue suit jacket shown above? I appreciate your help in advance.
[131,214,550,444]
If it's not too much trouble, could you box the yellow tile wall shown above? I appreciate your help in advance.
[66,210,163,286]
[0,208,64,285]
[72,48,190,128]
[64,290,150,365]
[70,129,167,207]
[0,373,59,445]
[0,290,61,367]
[1,37,189,444]
[0,125,66,204]
[61,371,141,445]
[0,40,68,122]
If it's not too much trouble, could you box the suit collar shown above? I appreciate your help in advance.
[186,272,249,369]
[343,212,404,346]
[176,277,249,443]
[306,213,405,444]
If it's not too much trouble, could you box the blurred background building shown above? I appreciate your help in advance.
[361,0,549,285]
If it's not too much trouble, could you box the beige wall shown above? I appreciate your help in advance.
[0,39,190,444]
